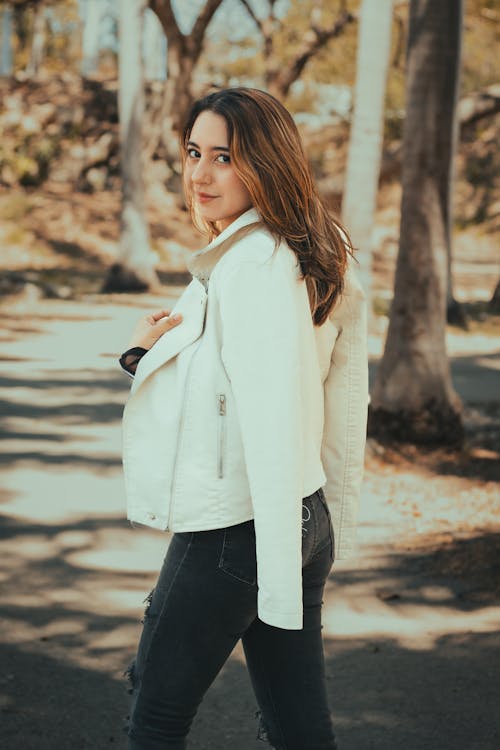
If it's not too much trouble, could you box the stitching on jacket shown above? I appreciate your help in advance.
[336,295,355,554]
[168,340,203,527]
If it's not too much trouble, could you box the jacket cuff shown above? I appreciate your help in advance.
[258,597,303,630]
[119,347,149,376]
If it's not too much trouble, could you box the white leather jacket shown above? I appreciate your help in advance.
[122,208,368,630]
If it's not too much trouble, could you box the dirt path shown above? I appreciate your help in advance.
[1,292,499,750]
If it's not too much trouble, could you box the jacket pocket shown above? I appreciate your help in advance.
[217,393,226,479]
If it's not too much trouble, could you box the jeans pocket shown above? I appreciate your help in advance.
[218,520,257,586]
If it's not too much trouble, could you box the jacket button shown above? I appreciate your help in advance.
[148,513,156,520]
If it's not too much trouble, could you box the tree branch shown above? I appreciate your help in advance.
[190,0,225,58]
[149,0,222,60]
[239,0,264,34]
[273,10,356,97]
[310,10,355,46]
[149,0,182,47]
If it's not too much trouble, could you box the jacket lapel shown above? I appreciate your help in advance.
[130,213,261,395]
[187,222,261,286]
[131,278,207,394]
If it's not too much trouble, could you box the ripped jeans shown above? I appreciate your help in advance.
[125,488,338,750]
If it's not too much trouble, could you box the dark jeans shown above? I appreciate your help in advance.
[126,488,337,750]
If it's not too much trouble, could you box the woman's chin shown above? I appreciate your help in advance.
[196,205,221,223]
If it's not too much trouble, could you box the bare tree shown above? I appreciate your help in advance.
[369,0,464,446]
[25,0,46,76]
[1,4,13,76]
[239,0,355,99]
[103,0,158,292]
[80,0,102,77]
[149,0,223,135]
[342,0,393,304]
[143,7,166,81]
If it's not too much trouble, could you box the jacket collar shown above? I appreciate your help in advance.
[187,208,261,289]
[199,207,261,253]
[188,223,260,289]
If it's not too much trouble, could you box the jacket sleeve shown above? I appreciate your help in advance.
[119,347,149,377]
[218,257,304,630]
[321,269,368,559]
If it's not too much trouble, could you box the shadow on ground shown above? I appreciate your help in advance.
[1,297,499,749]
[1,510,499,749]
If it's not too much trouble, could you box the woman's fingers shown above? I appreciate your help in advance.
[155,312,182,331]
[127,310,183,350]
[146,309,172,324]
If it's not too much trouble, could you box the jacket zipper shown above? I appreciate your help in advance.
[217,393,226,479]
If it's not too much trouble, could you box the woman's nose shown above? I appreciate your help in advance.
[191,159,212,185]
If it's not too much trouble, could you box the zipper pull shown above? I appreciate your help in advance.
[218,393,226,415]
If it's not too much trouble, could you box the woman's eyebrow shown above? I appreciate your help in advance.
[187,140,229,152]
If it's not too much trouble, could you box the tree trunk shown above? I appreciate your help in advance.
[149,0,223,160]
[163,38,196,134]
[81,0,102,77]
[489,279,500,314]
[369,0,464,447]
[143,7,166,81]
[1,5,13,76]
[26,2,46,77]
[445,0,467,330]
[103,0,159,293]
[341,0,393,304]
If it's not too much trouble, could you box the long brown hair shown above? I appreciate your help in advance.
[181,88,353,326]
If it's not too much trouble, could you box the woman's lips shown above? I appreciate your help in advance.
[196,193,218,204]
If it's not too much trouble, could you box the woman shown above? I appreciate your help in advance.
[120,88,368,750]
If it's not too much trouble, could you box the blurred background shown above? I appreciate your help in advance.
[0,1,499,748]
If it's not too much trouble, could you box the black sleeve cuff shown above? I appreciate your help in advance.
[119,346,149,376]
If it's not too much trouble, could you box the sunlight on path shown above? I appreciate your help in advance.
[322,563,500,648]
[1,293,499,736]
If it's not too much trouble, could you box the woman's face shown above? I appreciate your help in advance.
[184,110,253,231]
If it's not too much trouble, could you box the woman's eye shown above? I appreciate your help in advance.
[215,153,230,164]
[187,148,200,159]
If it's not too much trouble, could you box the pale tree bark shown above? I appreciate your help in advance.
[80,0,102,77]
[148,0,223,144]
[341,0,393,305]
[369,0,464,446]
[1,5,13,76]
[239,0,355,99]
[143,7,166,81]
[103,0,159,293]
[26,1,46,77]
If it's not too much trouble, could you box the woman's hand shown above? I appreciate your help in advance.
[127,309,183,351]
